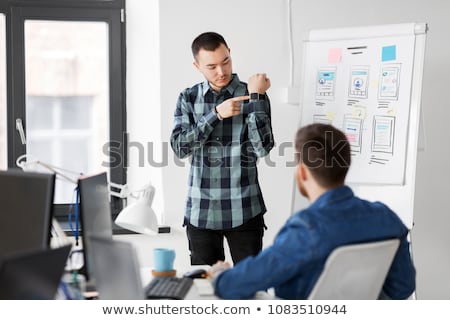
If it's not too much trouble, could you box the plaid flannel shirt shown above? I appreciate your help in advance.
[170,74,274,230]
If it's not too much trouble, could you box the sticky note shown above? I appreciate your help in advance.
[326,112,335,121]
[352,106,366,119]
[382,45,396,62]
[387,107,397,116]
[328,48,342,63]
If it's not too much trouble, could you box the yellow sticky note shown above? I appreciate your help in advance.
[352,106,366,119]
[326,112,335,121]
[387,108,396,116]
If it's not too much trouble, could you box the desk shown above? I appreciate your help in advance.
[115,229,193,272]
[140,267,275,300]
[114,232,275,300]
[119,231,219,299]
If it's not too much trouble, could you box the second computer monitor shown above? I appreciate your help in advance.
[78,171,113,281]
[0,169,55,257]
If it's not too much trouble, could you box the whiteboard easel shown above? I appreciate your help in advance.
[292,23,428,229]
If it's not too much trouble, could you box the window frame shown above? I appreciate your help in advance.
[2,0,127,231]
[0,9,7,170]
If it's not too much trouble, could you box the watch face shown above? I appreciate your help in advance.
[250,93,264,101]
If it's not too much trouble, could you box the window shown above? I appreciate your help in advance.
[4,0,126,226]
[24,20,109,204]
[27,95,101,203]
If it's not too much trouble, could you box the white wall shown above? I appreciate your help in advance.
[125,0,164,220]
[158,0,298,247]
[127,0,450,299]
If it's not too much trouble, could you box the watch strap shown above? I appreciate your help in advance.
[249,92,266,101]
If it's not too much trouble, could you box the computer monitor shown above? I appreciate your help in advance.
[0,169,55,256]
[78,171,113,282]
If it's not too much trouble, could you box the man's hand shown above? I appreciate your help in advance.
[215,95,249,119]
[248,73,271,94]
[207,260,231,280]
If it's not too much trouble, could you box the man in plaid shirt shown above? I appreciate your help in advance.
[170,32,274,266]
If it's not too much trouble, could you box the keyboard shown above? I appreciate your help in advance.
[145,276,193,300]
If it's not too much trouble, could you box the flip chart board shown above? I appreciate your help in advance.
[293,23,428,229]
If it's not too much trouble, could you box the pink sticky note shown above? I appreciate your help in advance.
[328,48,342,63]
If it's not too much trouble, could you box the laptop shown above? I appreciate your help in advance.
[88,236,193,300]
[0,244,72,299]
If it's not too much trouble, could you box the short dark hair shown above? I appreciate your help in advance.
[295,123,351,188]
[191,32,228,60]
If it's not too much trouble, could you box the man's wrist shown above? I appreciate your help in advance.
[214,106,223,120]
[249,92,266,102]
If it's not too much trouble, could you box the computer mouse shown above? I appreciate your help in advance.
[183,268,207,279]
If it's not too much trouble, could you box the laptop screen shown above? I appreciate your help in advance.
[0,169,55,256]
[0,244,72,299]
[88,236,145,300]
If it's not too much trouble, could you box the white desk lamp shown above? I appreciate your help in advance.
[113,183,159,235]
[16,154,79,247]
[16,154,79,184]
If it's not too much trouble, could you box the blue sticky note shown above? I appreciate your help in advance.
[382,45,396,62]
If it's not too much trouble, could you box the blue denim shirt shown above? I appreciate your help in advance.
[213,186,416,299]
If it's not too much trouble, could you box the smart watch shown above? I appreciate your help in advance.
[249,92,266,102]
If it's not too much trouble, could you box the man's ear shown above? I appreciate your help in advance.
[193,60,200,71]
[298,163,308,181]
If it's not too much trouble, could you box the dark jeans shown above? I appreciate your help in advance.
[186,214,265,266]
